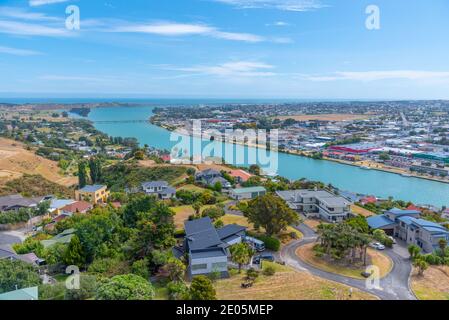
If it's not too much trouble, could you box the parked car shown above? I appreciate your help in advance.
[253,253,275,265]
[370,242,385,250]
[244,236,265,252]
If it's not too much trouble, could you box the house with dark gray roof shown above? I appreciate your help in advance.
[184,217,246,277]
[141,181,176,199]
[0,194,41,211]
[195,169,231,189]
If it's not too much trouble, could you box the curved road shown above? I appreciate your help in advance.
[280,223,416,300]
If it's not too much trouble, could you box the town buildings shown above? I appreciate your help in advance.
[75,185,110,205]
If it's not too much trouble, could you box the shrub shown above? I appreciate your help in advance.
[167,281,189,300]
[424,254,443,265]
[256,235,281,252]
[262,266,276,276]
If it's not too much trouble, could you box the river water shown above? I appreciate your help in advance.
[82,105,449,207]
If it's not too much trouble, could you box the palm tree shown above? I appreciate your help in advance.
[438,239,448,255]
[413,258,429,276]
[229,243,253,273]
[408,244,421,260]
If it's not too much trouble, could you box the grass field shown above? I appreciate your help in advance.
[215,262,376,300]
[411,266,449,300]
[177,184,208,193]
[172,204,220,229]
[296,243,393,280]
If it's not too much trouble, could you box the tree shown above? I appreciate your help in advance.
[96,274,155,300]
[408,244,421,260]
[244,194,299,236]
[78,161,88,188]
[413,258,429,276]
[202,206,225,221]
[131,258,150,280]
[63,235,86,267]
[164,257,186,282]
[192,202,202,215]
[229,243,254,273]
[89,157,102,184]
[122,195,157,228]
[189,276,216,300]
[213,181,222,192]
[64,275,97,300]
[248,164,261,176]
[36,200,50,216]
[0,259,41,294]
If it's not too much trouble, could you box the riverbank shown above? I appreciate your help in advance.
[153,119,449,186]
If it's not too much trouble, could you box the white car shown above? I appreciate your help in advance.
[370,242,386,250]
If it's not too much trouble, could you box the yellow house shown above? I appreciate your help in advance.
[75,185,110,205]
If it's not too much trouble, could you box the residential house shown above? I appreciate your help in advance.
[228,169,252,184]
[49,199,76,215]
[75,185,110,205]
[59,201,93,216]
[230,187,266,200]
[141,181,176,199]
[195,169,231,189]
[41,228,76,248]
[276,189,353,222]
[0,194,41,211]
[184,217,246,277]
[0,287,39,300]
[367,208,448,253]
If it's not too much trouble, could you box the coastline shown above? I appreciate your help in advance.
[153,120,449,186]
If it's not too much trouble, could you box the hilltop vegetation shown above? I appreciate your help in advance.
[102,162,187,191]
[0,174,73,198]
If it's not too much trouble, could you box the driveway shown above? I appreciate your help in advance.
[280,223,416,300]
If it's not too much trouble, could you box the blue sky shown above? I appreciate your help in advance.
[0,0,449,99]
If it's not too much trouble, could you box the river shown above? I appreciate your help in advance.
[82,105,449,207]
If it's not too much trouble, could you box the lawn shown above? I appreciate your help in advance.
[351,205,375,217]
[411,266,449,300]
[177,184,208,193]
[215,262,376,300]
[296,243,393,280]
[172,204,218,229]
[220,214,303,243]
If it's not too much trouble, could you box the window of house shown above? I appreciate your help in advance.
[191,264,207,271]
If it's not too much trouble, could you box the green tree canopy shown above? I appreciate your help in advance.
[244,194,299,236]
[0,259,41,294]
[189,275,216,300]
[96,274,155,300]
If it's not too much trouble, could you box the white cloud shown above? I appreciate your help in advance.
[0,46,42,56]
[0,19,69,36]
[29,0,69,7]
[307,70,449,82]
[213,0,328,11]
[0,6,60,21]
[158,61,276,77]
[112,22,265,42]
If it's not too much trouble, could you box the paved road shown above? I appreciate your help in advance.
[0,230,25,246]
[280,223,416,300]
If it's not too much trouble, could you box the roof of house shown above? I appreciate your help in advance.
[186,229,223,251]
[318,196,351,207]
[60,201,92,214]
[185,217,215,236]
[50,199,76,210]
[228,170,252,182]
[196,169,220,178]
[386,208,421,216]
[141,181,168,188]
[190,248,227,259]
[367,215,396,229]
[231,186,266,194]
[217,224,246,240]
[78,185,107,193]
[0,194,39,210]
[0,287,39,300]
[41,228,76,248]
[158,187,176,195]
[0,246,16,259]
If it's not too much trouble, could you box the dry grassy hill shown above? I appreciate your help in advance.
[0,137,77,187]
